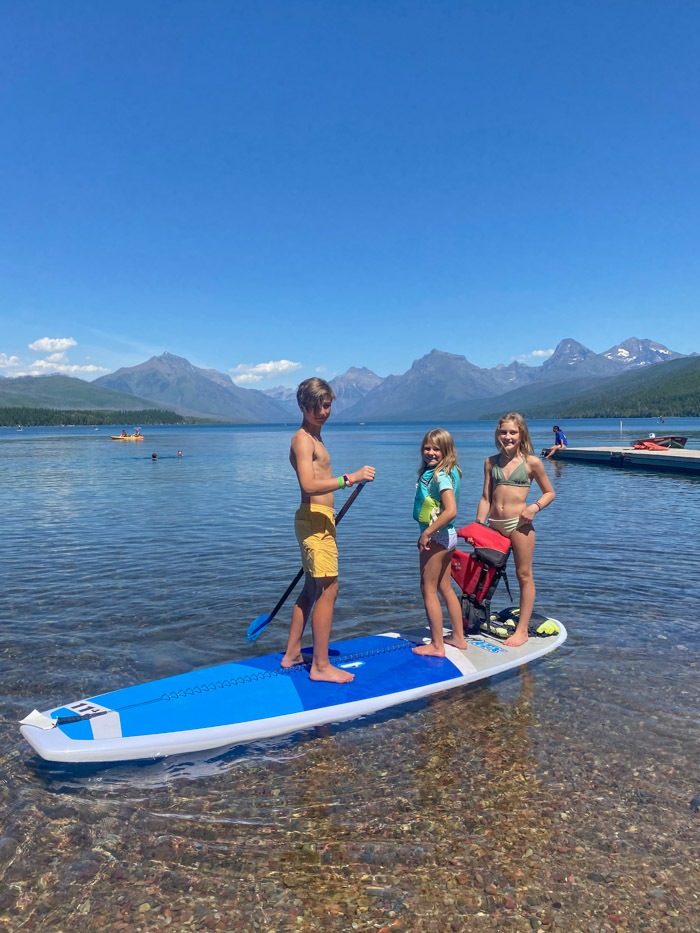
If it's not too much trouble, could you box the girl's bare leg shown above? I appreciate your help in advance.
[441,561,467,648]
[413,546,450,657]
[504,525,536,647]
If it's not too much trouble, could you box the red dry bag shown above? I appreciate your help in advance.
[451,522,512,633]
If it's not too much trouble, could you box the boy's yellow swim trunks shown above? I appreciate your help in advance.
[295,503,338,578]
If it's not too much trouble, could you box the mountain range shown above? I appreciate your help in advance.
[0,338,693,421]
[93,352,289,421]
[265,366,385,416]
[339,338,685,420]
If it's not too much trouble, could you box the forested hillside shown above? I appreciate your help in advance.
[0,408,190,427]
[489,356,700,418]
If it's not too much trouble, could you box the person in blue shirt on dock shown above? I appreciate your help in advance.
[545,425,568,460]
[412,428,466,657]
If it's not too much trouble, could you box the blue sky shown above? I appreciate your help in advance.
[1,1,698,388]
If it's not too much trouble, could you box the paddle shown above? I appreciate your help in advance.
[246,482,367,641]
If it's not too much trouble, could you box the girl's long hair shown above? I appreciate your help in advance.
[418,428,462,478]
[494,412,534,456]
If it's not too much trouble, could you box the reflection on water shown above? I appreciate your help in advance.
[1,420,699,930]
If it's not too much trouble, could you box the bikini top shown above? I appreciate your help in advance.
[491,459,531,488]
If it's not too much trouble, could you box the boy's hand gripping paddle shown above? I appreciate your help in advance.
[246,482,367,641]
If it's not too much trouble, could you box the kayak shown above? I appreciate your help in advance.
[632,435,687,449]
[19,617,567,764]
[110,435,144,440]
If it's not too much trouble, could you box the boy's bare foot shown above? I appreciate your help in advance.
[412,643,446,657]
[309,663,355,683]
[444,636,468,649]
[280,652,304,669]
[503,631,529,647]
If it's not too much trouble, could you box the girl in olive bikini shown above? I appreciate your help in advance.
[475,412,555,647]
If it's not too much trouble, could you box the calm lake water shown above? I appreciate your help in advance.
[1,418,699,932]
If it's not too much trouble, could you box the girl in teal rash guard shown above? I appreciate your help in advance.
[412,428,467,657]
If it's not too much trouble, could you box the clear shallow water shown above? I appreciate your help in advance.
[1,418,699,931]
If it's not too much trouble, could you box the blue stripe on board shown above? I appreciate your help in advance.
[240,635,463,711]
[55,660,304,741]
[53,635,463,743]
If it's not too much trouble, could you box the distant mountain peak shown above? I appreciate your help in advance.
[340,366,381,378]
[542,338,597,369]
[156,351,190,365]
[329,366,384,414]
[602,337,683,366]
[264,385,297,402]
[94,353,289,421]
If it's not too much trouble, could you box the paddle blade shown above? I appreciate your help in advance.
[246,614,272,641]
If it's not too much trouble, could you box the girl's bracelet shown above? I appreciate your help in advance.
[535,501,542,511]
[343,473,353,488]
[338,475,345,489]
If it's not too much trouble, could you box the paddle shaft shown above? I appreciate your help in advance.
[255,481,366,631]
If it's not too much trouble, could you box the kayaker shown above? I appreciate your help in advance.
[475,413,555,647]
[280,377,375,683]
[121,429,127,437]
[412,428,466,657]
[133,427,141,437]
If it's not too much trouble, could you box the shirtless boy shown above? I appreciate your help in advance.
[281,378,375,683]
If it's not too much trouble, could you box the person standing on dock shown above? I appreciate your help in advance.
[281,378,375,683]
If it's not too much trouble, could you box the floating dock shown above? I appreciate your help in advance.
[551,447,700,475]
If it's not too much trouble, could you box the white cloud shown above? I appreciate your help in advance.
[315,365,327,373]
[25,358,109,375]
[28,337,77,353]
[3,336,109,376]
[230,359,302,384]
[513,348,555,362]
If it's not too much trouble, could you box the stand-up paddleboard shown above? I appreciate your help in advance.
[19,617,567,764]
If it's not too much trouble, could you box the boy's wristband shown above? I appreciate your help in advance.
[343,473,353,487]
[338,475,345,489]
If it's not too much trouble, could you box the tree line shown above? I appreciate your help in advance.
[0,408,192,427]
